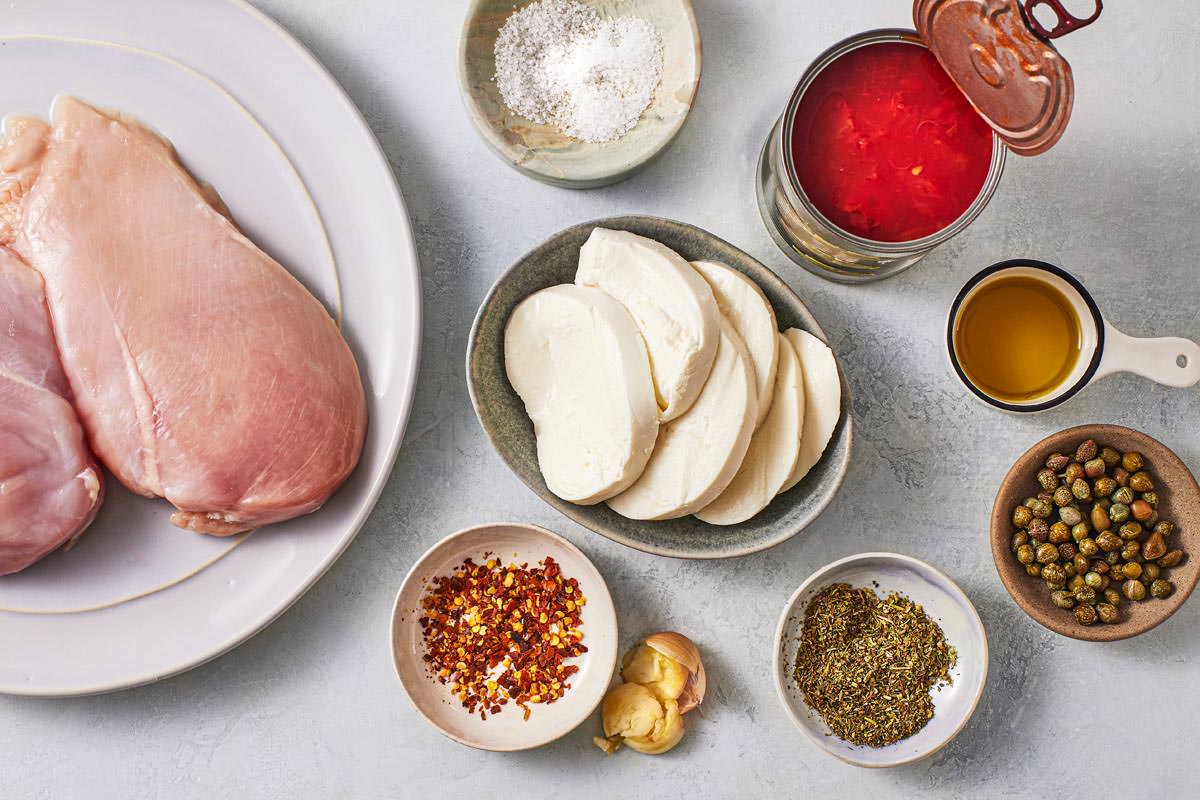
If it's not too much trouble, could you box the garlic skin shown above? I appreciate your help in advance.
[644,632,706,713]
[596,632,706,755]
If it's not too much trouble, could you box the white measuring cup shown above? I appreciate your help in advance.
[947,260,1200,412]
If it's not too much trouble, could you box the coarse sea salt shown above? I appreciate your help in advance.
[494,0,664,144]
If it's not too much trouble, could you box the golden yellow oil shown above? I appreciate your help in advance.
[953,275,1082,402]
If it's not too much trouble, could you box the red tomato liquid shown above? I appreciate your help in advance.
[790,41,995,243]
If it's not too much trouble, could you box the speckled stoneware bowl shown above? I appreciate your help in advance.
[390,522,618,751]
[466,215,854,559]
[992,424,1200,642]
[459,0,701,188]
[773,553,988,768]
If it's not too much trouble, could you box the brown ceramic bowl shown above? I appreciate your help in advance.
[991,424,1199,641]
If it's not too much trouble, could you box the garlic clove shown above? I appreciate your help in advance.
[623,698,685,755]
[620,643,689,703]
[644,631,706,714]
[602,682,662,740]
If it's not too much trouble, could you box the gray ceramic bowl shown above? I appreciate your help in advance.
[466,216,853,559]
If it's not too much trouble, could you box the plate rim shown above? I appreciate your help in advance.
[465,214,854,560]
[0,0,423,697]
[771,551,990,769]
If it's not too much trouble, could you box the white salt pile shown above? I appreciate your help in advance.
[494,0,664,144]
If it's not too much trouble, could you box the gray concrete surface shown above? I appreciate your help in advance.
[3,1,1198,797]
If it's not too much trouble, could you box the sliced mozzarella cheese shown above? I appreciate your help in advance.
[780,328,842,493]
[695,332,803,525]
[607,318,758,520]
[576,228,719,422]
[504,284,659,505]
[691,260,779,428]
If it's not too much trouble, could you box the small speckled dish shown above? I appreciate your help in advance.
[459,0,701,188]
[390,522,618,751]
[773,553,988,768]
[992,424,1200,642]
[466,216,854,560]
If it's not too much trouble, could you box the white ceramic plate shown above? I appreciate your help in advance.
[0,1,421,696]
[773,553,988,768]
[391,523,618,751]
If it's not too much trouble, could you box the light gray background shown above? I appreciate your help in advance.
[3,1,1198,797]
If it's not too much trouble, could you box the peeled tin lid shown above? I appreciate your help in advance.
[914,0,1102,156]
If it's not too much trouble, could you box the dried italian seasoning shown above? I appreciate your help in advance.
[793,583,956,747]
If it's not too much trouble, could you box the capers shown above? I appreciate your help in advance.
[1130,499,1153,522]
[1157,550,1184,568]
[1118,522,1143,541]
[1059,506,1083,526]
[1150,579,1174,599]
[1051,590,1076,609]
[1129,471,1154,492]
[1142,531,1167,561]
[1013,505,1034,529]
[1046,453,1070,472]
[1013,439,1185,629]
[1122,580,1147,601]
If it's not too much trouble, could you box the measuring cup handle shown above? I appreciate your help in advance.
[1096,322,1200,388]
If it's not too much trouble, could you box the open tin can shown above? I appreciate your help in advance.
[757,0,1102,283]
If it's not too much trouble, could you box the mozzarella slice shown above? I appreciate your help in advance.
[576,228,719,422]
[607,319,758,520]
[691,260,779,428]
[780,328,842,493]
[504,284,659,505]
[695,332,804,525]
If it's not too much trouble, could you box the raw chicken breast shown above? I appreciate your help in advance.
[0,247,103,575]
[0,97,367,536]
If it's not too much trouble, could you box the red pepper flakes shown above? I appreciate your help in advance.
[418,554,587,720]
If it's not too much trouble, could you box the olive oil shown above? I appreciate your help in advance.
[953,275,1082,402]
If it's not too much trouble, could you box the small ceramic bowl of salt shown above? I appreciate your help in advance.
[459,0,701,188]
